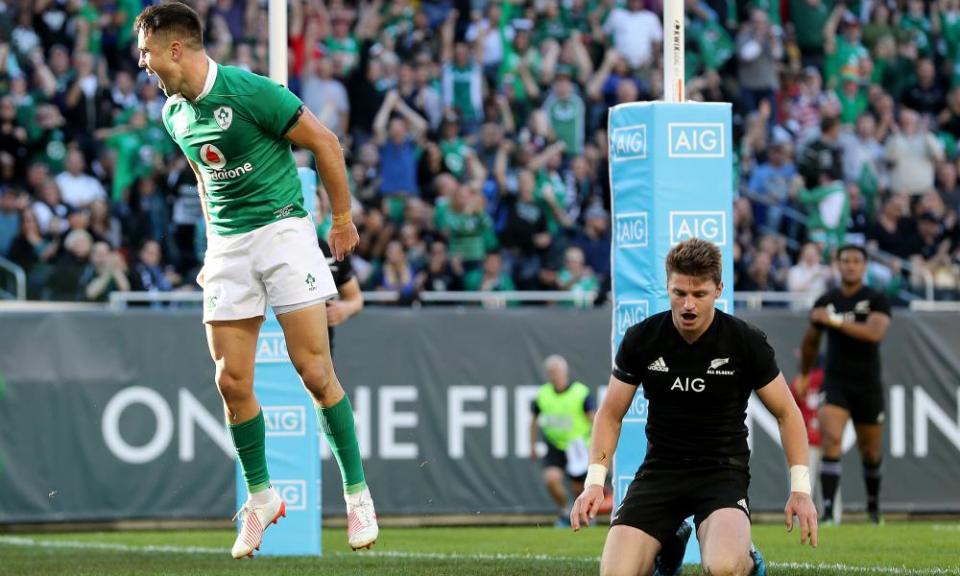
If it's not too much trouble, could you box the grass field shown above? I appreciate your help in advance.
[1,522,959,575]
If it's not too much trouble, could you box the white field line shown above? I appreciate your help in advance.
[1,536,958,574]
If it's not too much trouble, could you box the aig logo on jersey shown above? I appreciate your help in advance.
[213,106,233,130]
[671,377,706,392]
[610,124,647,162]
[669,211,727,246]
[668,123,724,158]
[615,212,649,248]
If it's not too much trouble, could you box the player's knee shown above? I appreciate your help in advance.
[297,361,337,396]
[215,367,253,404]
[543,467,564,485]
[702,552,751,576]
[821,430,843,453]
[600,558,648,576]
[862,452,882,468]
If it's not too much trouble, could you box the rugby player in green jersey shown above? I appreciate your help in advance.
[134,1,377,557]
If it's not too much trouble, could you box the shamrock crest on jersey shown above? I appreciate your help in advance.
[214,106,233,130]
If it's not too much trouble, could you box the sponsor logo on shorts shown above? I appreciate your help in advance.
[205,295,218,311]
[306,273,317,291]
[737,498,750,515]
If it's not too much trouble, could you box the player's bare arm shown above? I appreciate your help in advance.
[185,158,210,286]
[285,108,358,261]
[326,277,362,327]
[813,309,891,343]
[186,158,210,224]
[570,375,634,530]
[796,323,822,397]
[756,373,819,548]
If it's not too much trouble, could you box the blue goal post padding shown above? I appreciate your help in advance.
[609,101,734,564]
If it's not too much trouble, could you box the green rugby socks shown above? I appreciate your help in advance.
[318,396,367,494]
[229,410,271,495]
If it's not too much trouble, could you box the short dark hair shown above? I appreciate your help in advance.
[665,238,722,285]
[836,243,868,260]
[134,1,204,49]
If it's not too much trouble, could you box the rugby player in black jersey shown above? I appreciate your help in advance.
[570,238,818,576]
[318,237,363,352]
[797,244,891,524]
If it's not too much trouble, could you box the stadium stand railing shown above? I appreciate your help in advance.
[0,257,26,301]
[99,290,937,310]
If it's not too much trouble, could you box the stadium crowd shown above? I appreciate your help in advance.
[3,0,960,304]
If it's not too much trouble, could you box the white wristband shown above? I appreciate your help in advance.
[790,465,811,494]
[585,463,608,487]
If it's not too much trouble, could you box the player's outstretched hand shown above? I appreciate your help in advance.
[784,491,818,548]
[329,220,360,261]
[570,484,604,532]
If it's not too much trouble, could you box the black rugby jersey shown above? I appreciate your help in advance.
[613,310,780,464]
[812,286,891,382]
[318,238,355,288]
[318,238,356,350]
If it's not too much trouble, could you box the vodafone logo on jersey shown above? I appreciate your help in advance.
[200,143,227,169]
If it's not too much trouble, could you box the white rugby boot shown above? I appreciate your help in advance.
[231,487,286,559]
[346,487,379,550]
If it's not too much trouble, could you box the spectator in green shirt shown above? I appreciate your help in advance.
[556,246,599,308]
[435,184,498,271]
[465,250,515,293]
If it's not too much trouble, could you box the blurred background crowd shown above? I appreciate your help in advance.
[3,0,960,305]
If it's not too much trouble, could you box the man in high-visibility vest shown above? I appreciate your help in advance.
[530,354,595,527]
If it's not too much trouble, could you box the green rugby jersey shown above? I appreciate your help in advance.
[162,59,308,235]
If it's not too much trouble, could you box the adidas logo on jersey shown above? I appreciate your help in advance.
[648,357,669,372]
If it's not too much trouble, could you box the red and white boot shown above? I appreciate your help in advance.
[231,487,285,559]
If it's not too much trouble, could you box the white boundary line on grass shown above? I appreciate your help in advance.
[1,536,958,575]
[0,536,224,555]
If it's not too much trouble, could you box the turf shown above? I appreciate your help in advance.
[1,522,959,575]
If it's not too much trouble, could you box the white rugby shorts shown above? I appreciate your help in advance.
[201,216,336,322]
